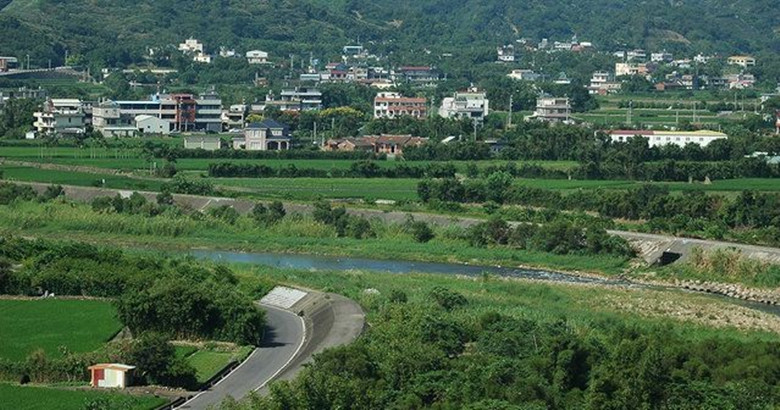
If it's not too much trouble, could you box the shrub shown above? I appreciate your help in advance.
[428,286,468,311]
[410,221,435,243]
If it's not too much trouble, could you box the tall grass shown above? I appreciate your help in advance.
[0,199,630,275]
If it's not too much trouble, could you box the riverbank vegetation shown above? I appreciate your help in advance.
[219,261,780,410]
[0,182,633,274]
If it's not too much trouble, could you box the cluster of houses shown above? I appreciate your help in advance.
[32,91,223,138]
[500,36,761,95]
[177,38,270,66]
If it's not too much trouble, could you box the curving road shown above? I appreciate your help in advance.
[177,305,304,410]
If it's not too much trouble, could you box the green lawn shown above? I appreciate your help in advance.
[176,345,253,383]
[0,299,122,361]
[0,165,164,191]
[0,383,167,410]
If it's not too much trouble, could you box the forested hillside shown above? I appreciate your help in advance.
[0,0,778,68]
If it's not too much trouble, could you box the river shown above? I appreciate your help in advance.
[189,249,780,317]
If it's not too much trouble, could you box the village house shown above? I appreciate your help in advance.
[323,135,428,157]
[508,69,541,82]
[588,72,622,95]
[222,104,247,130]
[651,52,673,63]
[615,62,650,77]
[526,97,572,123]
[497,45,515,62]
[233,119,291,151]
[727,55,756,68]
[92,101,137,137]
[438,87,489,123]
[246,50,269,64]
[33,98,89,137]
[0,56,18,72]
[395,66,438,86]
[373,92,427,119]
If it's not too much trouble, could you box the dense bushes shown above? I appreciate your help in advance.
[419,177,780,244]
[312,200,375,239]
[466,218,635,258]
[237,294,780,410]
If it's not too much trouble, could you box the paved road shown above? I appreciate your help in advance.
[177,305,304,410]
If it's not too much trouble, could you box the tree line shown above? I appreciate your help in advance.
[419,177,780,246]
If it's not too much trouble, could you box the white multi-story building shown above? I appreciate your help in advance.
[508,69,541,82]
[651,52,673,63]
[527,97,571,123]
[626,49,647,61]
[616,62,649,77]
[179,38,204,54]
[439,88,489,123]
[109,91,222,133]
[222,104,247,130]
[92,101,137,137]
[588,72,622,95]
[727,55,756,68]
[246,50,269,64]
[608,130,727,148]
[373,92,427,119]
[497,45,515,62]
[233,119,291,151]
[33,99,88,136]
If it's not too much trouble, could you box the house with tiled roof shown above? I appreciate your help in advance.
[373,92,428,119]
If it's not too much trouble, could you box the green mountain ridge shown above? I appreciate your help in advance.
[0,0,778,68]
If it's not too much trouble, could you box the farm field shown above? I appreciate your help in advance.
[0,165,164,191]
[0,299,122,361]
[215,177,780,201]
[0,383,167,410]
[215,177,420,201]
[8,155,579,173]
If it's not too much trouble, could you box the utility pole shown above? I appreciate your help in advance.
[26,54,30,70]
[626,100,633,125]
[507,94,513,128]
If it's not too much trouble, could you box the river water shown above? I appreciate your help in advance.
[189,249,780,317]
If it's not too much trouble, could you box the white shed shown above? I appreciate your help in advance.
[88,363,135,389]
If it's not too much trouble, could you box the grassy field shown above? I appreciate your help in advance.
[176,344,253,383]
[236,262,780,338]
[0,299,122,361]
[0,383,167,410]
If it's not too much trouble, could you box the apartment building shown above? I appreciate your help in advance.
[33,99,88,136]
[373,92,427,119]
[527,97,571,123]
